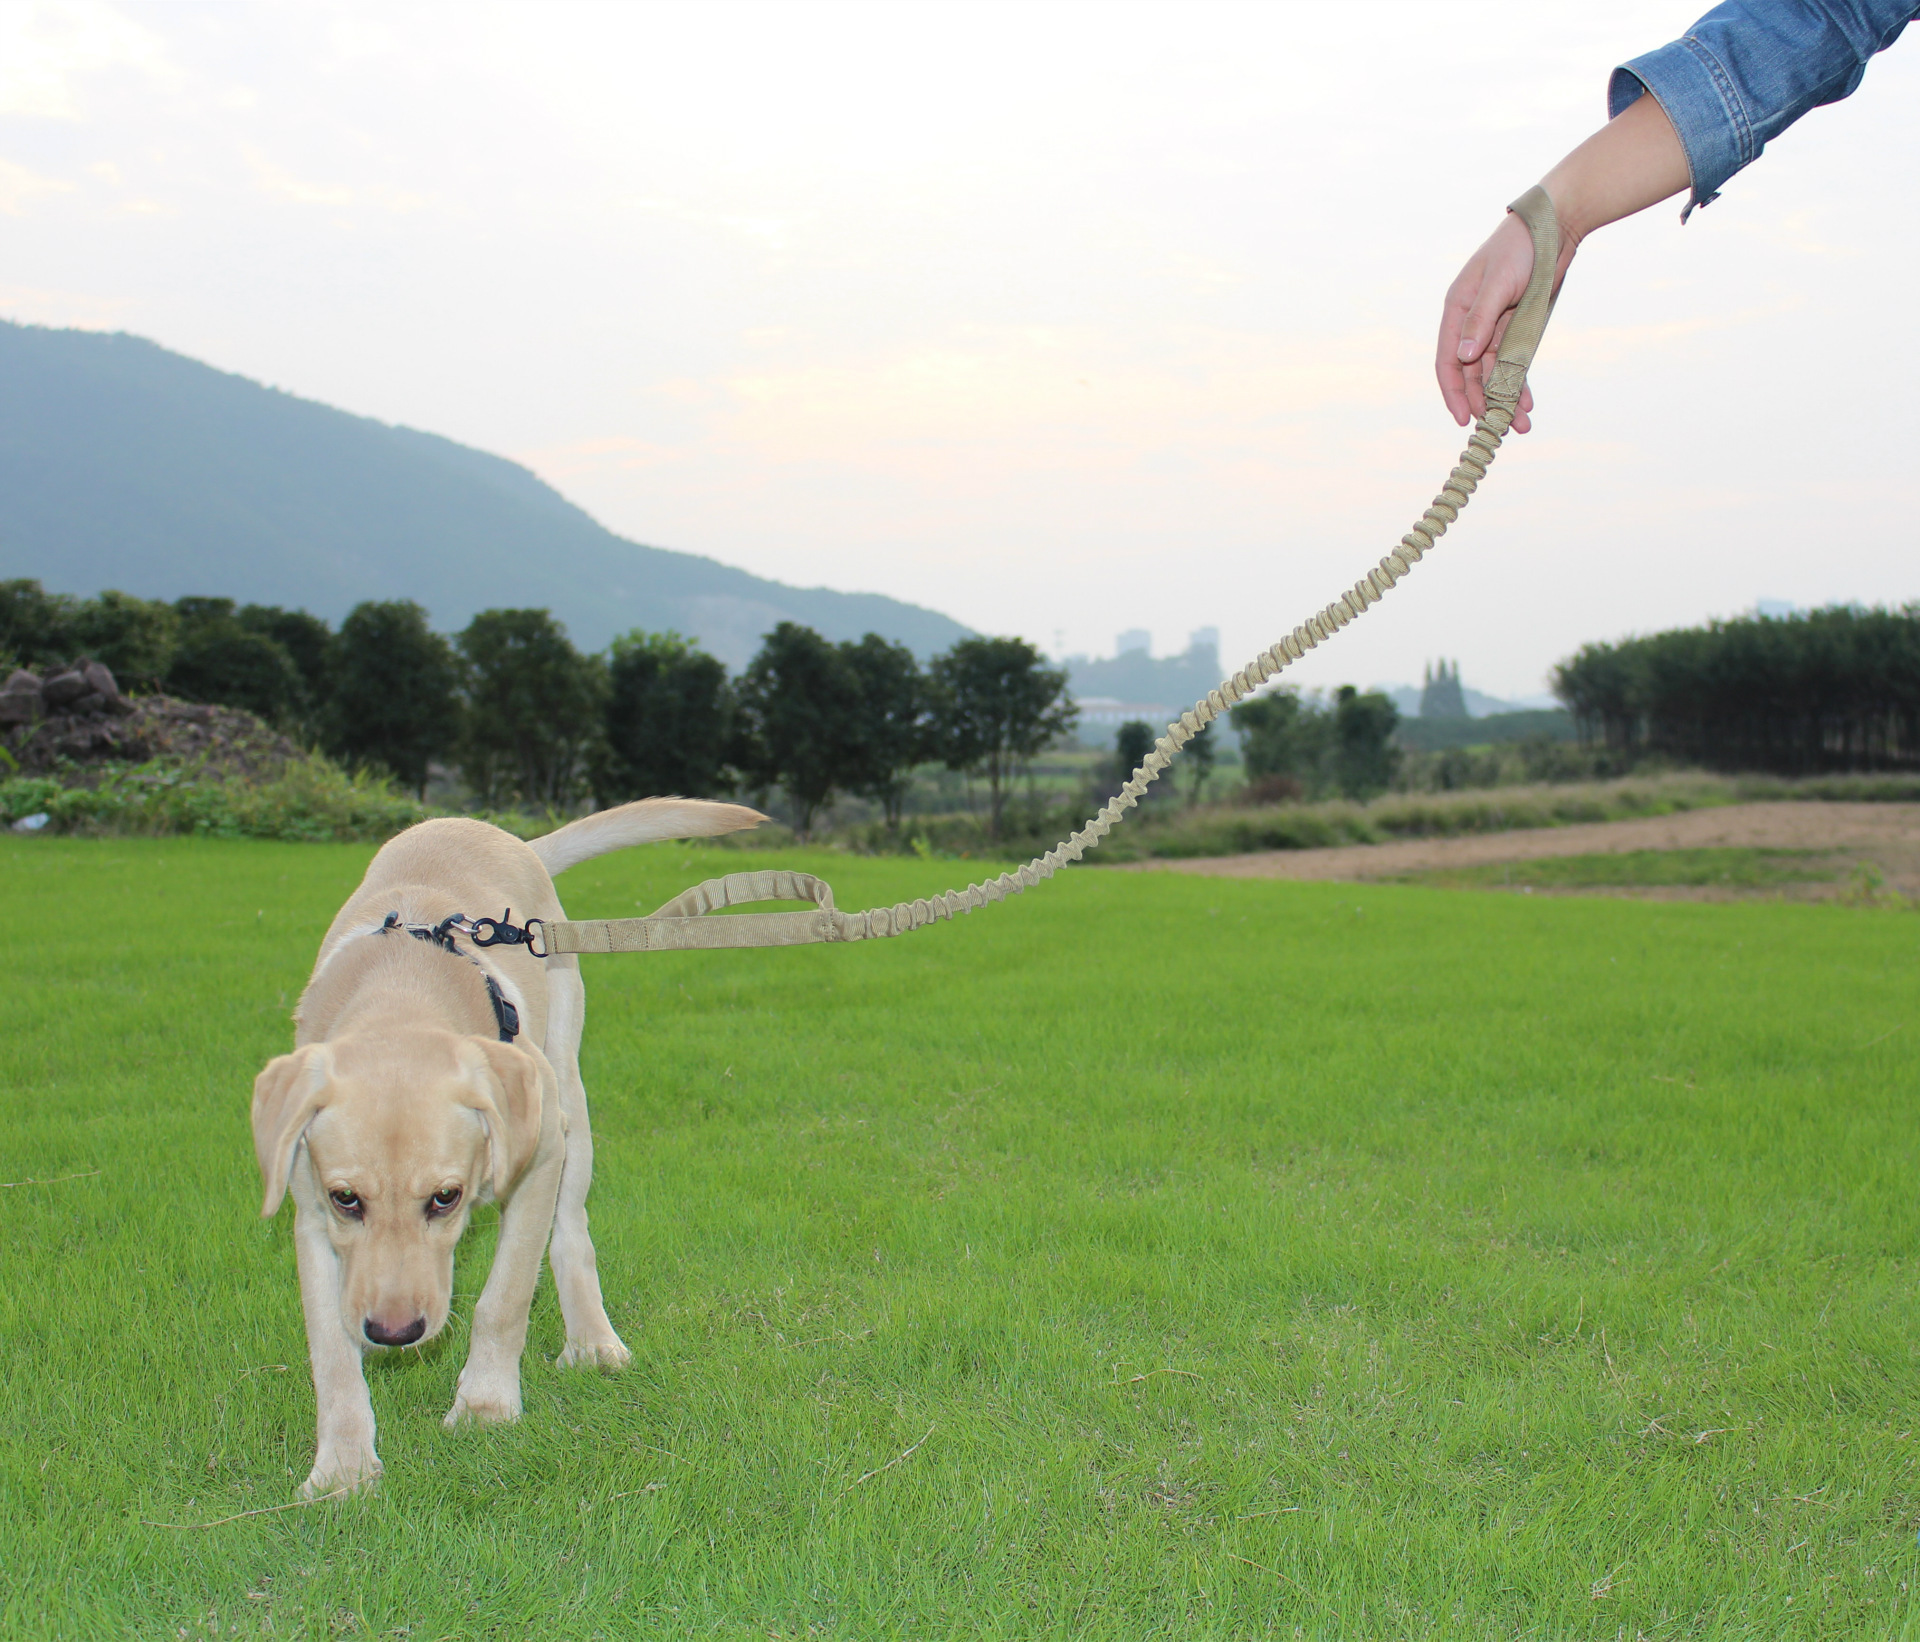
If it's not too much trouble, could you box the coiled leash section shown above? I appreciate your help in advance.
[531,188,1562,959]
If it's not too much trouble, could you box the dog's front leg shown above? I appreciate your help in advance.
[289,1164,380,1497]
[444,1136,564,1428]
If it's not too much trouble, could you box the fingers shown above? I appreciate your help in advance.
[1434,267,1480,427]
[1462,307,1512,424]
[1437,213,1543,429]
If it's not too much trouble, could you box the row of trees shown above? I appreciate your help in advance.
[1553,605,1920,774]
[1229,684,1401,801]
[1,580,1076,837]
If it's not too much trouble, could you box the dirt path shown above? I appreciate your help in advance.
[1126,801,1920,895]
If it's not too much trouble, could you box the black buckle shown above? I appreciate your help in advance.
[469,910,547,958]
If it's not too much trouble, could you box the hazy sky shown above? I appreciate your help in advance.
[3,0,1916,699]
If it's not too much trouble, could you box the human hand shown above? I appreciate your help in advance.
[1435,211,1550,434]
[1435,92,1686,435]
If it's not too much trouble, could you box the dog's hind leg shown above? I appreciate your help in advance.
[289,1165,381,1497]
[544,962,632,1372]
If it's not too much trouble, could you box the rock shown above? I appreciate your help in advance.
[4,669,41,693]
[81,660,121,701]
[2,692,297,777]
[42,669,88,707]
[0,689,39,727]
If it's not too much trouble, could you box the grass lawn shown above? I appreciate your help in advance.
[1393,848,1840,895]
[5,834,1920,1639]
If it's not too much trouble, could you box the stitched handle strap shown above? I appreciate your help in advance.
[542,189,1562,960]
[1483,185,1560,415]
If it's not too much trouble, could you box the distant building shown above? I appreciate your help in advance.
[1064,626,1228,746]
[1420,659,1468,719]
[1076,697,1179,732]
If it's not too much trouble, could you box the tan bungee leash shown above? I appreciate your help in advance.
[485,189,1560,962]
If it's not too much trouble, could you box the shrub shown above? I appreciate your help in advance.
[0,755,427,842]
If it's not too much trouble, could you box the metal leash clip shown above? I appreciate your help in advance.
[467,909,547,958]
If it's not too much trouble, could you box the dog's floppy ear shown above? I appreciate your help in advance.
[252,1044,332,1217]
[461,1039,551,1197]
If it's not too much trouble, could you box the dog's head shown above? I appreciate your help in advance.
[251,1030,551,1351]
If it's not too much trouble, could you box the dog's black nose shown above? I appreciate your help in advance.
[364,1315,427,1347]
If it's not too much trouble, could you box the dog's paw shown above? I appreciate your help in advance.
[302,1452,381,1499]
[558,1335,632,1373]
[442,1386,523,1429]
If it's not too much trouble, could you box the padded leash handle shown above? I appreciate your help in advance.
[1483,185,1560,416]
[543,190,1564,960]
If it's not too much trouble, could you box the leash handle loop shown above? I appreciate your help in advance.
[1484,184,1560,414]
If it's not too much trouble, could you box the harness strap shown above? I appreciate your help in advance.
[379,912,521,1040]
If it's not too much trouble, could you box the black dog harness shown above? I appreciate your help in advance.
[376,911,521,1042]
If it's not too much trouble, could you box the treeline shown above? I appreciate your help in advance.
[1229,684,1401,801]
[0,580,1074,837]
[1554,605,1920,774]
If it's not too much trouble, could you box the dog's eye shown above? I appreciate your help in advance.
[428,1186,462,1216]
[329,1188,362,1216]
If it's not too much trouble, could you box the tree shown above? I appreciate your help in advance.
[1231,684,1396,799]
[166,597,303,724]
[928,636,1076,841]
[0,582,181,686]
[0,580,77,672]
[326,600,461,796]
[1230,688,1326,788]
[68,591,178,688]
[240,604,335,730]
[1113,719,1156,780]
[597,630,733,803]
[732,622,863,839]
[1185,721,1218,805]
[456,608,603,807]
[840,633,929,830]
[1551,604,1920,774]
[1331,685,1400,799]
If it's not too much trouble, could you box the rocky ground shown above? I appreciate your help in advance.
[1,660,300,779]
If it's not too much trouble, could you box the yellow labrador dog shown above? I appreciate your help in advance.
[252,798,762,1497]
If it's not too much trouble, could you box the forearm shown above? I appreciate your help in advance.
[1541,92,1691,249]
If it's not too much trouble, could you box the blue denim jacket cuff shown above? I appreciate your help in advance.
[1609,42,1748,219]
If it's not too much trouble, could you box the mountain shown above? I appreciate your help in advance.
[0,320,969,668]
[1377,683,1559,719]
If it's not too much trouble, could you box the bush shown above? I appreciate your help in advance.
[0,755,428,842]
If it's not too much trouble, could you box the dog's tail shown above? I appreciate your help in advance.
[529,797,767,876]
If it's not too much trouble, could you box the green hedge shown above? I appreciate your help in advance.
[0,756,428,842]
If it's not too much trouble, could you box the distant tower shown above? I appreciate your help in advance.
[1420,659,1468,719]
[1116,629,1151,657]
[1186,626,1220,667]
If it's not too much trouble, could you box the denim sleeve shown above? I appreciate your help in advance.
[1608,0,1920,217]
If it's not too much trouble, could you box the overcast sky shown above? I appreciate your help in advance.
[3,0,1916,699]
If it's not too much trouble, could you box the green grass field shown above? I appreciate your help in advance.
[5,835,1920,1639]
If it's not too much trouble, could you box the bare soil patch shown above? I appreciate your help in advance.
[1126,801,1920,900]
